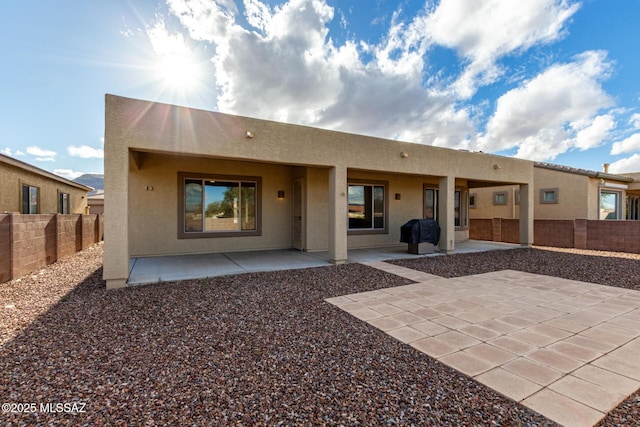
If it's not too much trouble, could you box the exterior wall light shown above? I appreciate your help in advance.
[277,190,285,199]
[493,164,501,170]
[400,152,409,158]
[395,193,401,200]
[246,131,254,138]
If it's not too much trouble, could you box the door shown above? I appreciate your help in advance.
[292,178,304,250]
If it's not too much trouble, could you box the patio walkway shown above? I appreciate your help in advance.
[327,262,640,427]
[127,240,518,285]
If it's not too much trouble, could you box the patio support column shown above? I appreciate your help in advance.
[103,96,130,289]
[519,183,534,247]
[328,165,348,264]
[438,176,455,254]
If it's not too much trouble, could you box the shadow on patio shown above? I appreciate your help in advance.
[128,240,520,285]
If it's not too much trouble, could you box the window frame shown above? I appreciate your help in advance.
[493,191,508,206]
[347,180,388,235]
[423,185,469,229]
[177,172,262,239]
[59,192,70,214]
[599,189,622,220]
[469,192,477,209]
[21,184,40,214]
[539,187,559,204]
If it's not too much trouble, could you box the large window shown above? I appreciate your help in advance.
[348,183,386,232]
[59,192,69,214]
[21,185,39,214]
[424,187,468,228]
[600,190,621,220]
[179,173,260,238]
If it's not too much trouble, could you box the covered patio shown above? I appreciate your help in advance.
[127,240,519,285]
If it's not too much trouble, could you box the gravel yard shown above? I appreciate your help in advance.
[1,243,638,425]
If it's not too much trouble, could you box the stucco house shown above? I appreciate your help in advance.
[625,172,640,220]
[470,162,640,221]
[0,153,91,214]
[103,95,536,289]
[87,190,104,215]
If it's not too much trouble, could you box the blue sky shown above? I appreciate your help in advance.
[2,0,640,179]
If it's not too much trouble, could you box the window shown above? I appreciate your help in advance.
[493,191,507,205]
[540,188,558,204]
[348,183,386,232]
[179,173,261,238]
[469,193,477,209]
[600,190,621,220]
[424,187,468,228]
[425,188,438,221]
[21,185,39,214]
[515,189,521,205]
[59,193,69,214]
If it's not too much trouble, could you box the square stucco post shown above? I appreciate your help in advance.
[519,183,534,247]
[103,110,130,289]
[438,176,455,254]
[329,165,348,264]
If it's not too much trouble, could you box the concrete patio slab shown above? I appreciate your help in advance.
[328,264,640,427]
[128,240,520,285]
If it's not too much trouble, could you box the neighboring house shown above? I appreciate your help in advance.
[87,190,104,214]
[470,162,639,220]
[625,172,640,220]
[103,95,536,289]
[0,153,91,214]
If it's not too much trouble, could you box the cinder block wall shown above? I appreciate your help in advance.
[534,219,574,248]
[501,219,520,244]
[469,218,493,241]
[11,214,57,278]
[587,220,640,253]
[0,215,11,283]
[0,213,104,283]
[471,218,640,254]
[57,215,82,258]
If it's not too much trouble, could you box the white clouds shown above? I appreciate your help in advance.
[53,169,85,180]
[574,114,616,150]
[147,18,191,56]
[26,146,56,162]
[425,0,580,98]
[608,154,640,174]
[611,133,640,155]
[67,145,104,159]
[158,0,628,164]
[479,51,614,161]
[163,0,475,144]
[629,113,640,129]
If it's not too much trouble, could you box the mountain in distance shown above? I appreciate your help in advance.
[74,174,104,194]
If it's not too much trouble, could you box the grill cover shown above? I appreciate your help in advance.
[400,219,440,245]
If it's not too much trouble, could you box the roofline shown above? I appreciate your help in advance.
[534,161,635,183]
[0,152,94,191]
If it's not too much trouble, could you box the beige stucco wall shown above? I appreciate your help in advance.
[470,167,635,220]
[532,168,590,219]
[129,153,294,256]
[104,95,535,288]
[0,160,88,214]
[470,185,520,219]
[128,157,473,257]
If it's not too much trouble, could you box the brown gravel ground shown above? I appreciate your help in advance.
[0,243,638,426]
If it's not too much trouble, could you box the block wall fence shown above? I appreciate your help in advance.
[471,218,640,254]
[0,213,104,283]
